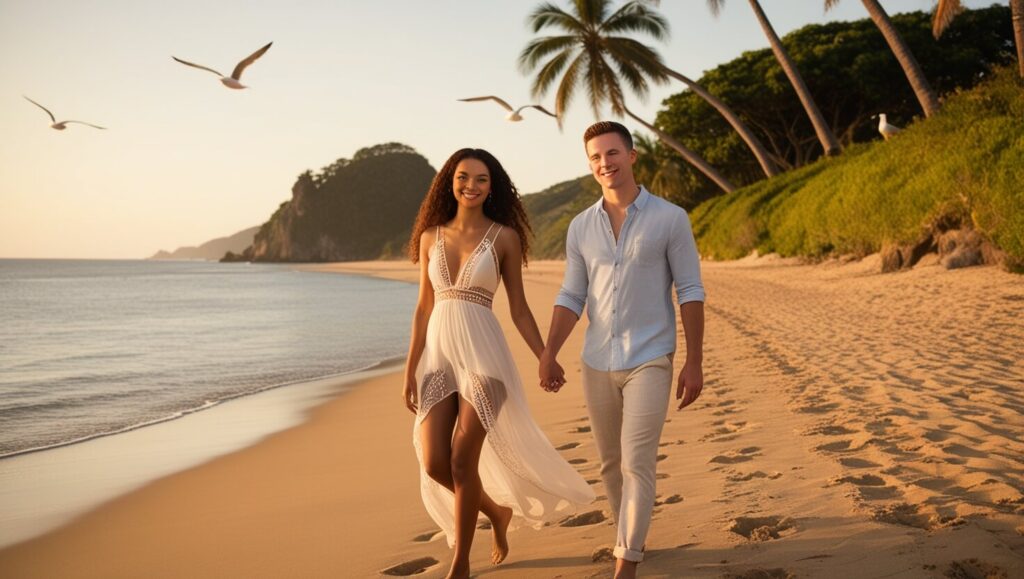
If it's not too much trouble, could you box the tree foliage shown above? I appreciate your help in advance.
[654,6,1015,206]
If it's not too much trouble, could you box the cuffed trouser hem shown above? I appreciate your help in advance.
[613,545,644,562]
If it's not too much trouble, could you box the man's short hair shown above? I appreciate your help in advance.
[583,121,634,150]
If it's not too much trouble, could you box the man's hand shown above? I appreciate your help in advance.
[539,351,566,393]
[676,363,703,410]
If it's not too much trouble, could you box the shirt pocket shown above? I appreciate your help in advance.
[630,235,663,266]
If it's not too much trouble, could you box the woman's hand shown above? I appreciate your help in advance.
[403,376,419,414]
[539,351,566,392]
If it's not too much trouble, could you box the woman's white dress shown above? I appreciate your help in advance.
[413,224,594,546]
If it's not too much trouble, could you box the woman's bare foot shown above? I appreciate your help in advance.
[444,560,470,579]
[490,505,514,564]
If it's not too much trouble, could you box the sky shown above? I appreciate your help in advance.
[0,0,994,259]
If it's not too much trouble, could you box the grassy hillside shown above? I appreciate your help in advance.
[690,67,1023,272]
[522,176,600,259]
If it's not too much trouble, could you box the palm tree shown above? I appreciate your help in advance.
[632,134,694,206]
[707,0,842,156]
[933,0,1024,79]
[519,0,769,192]
[826,0,941,117]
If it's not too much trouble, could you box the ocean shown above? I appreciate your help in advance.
[0,259,418,458]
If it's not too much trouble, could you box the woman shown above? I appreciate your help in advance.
[403,148,594,579]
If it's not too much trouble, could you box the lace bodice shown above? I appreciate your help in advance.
[428,223,502,306]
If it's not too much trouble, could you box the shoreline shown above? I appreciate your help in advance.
[0,359,405,549]
[0,356,405,462]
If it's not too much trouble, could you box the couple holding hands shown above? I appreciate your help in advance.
[402,121,706,579]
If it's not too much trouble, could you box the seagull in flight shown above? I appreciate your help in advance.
[23,96,106,130]
[458,96,558,122]
[172,42,273,89]
[873,113,901,141]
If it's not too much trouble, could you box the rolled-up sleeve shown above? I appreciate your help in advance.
[668,210,705,304]
[554,219,588,317]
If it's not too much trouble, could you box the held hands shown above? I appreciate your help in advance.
[676,363,704,410]
[538,351,567,393]
[403,375,418,414]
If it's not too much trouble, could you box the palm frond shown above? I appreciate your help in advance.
[932,0,963,39]
[554,51,587,127]
[530,46,577,97]
[823,0,841,12]
[576,0,613,28]
[707,0,726,17]
[602,36,669,83]
[527,2,586,33]
[601,1,670,41]
[518,35,579,73]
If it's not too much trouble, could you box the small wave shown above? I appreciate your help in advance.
[0,358,402,460]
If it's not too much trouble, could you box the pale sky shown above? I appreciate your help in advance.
[0,0,990,259]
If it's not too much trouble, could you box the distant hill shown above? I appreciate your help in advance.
[522,176,599,259]
[225,143,436,263]
[150,226,259,260]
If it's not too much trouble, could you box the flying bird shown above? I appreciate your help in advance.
[172,42,273,89]
[873,113,901,141]
[458,96,558,122]
[23,96,106,130]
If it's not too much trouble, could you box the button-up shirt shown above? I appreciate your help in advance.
[554,186,705,371]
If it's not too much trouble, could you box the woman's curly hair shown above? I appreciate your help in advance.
[408,148,532,264]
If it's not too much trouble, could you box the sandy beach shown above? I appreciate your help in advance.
[1,257,1022,578]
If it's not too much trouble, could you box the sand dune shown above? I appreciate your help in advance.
[1,257,1021,578]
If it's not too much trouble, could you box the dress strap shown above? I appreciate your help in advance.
[483,222,502,244]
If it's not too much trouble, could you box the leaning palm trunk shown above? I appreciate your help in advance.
[624,106,736,193]
[663,67,780,176]
[1014,0,1024,78]
[747,0,842,156]
[861,0,941,116]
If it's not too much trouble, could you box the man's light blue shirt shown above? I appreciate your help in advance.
[554,186,705,372]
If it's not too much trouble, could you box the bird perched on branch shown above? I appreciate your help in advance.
[458,96,558,122]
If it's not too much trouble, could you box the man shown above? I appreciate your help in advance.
[540,121,706,579]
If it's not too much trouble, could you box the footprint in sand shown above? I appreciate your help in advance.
[944,558,1009,579]
[656,473,670,480]
[712,406,744,416]
[556,441,581,450]
[411,530,443,542]
[942,443,988,459]
[727,470,782,483]
[728,516,794,541]
[839,457,881,469]
[568,458,587,464]
[702,420,749,442]
[829,474,887,487]
[829,474,901,500]
[656,454,668,462]
[654,494,683,506]
[722,569,796,579]
[795,402,840,414]
[559,510,607,527]
[710,447,761,465]
[573,425,592,433]
[801,423,857,436]
[870,502,933,530]
[380,556,441,576]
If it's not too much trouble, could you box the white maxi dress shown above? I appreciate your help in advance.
[413,223,595,546]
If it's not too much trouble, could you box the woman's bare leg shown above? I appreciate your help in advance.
[419,395,513,570]
[444,397,508,579]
